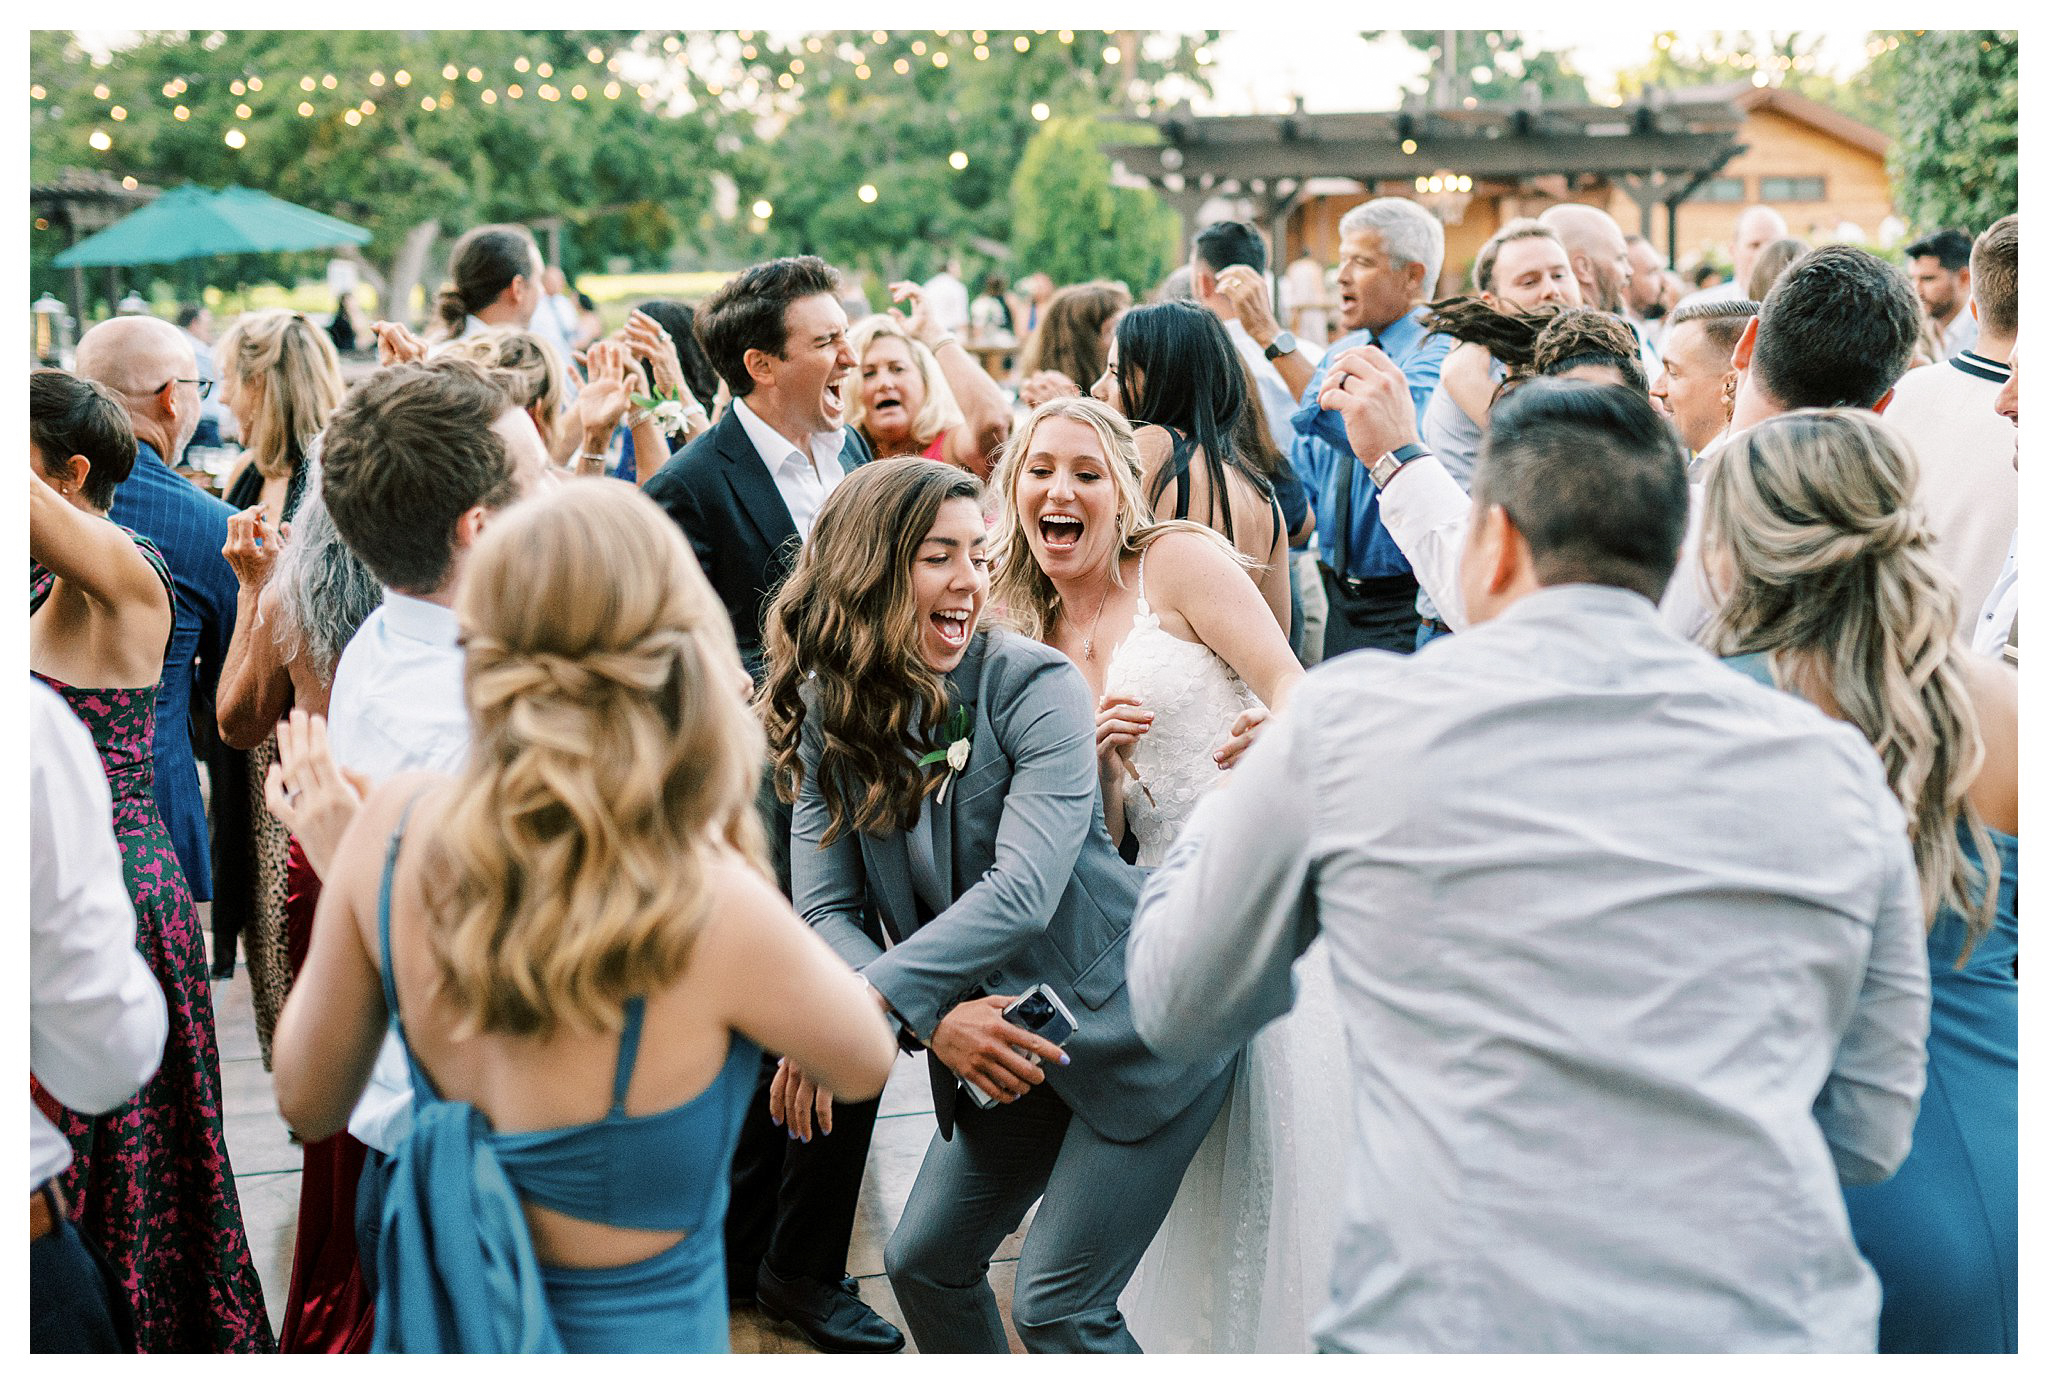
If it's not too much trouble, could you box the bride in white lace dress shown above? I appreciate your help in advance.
[987,397,1342,1352]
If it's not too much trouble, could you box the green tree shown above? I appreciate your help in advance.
[1611,31,1841,103]
[1866,30,2017,234]
[1009,115,1179,292]
[32,29,734,319]
[703,29,1213,290]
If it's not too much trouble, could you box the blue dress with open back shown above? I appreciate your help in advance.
[370,808,758,1353]
[1726,651,2017,1353]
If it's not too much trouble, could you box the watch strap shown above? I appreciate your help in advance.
[1369,442,1430,489]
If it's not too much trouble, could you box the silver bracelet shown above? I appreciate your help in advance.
[928,335,959,353]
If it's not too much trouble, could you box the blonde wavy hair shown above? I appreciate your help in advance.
[987,395,1240,642]
[422,480,767,1038]
[216,308,346,480]
[1702,408,1998,958]
[843,314,965,455]
[441,328,571,454]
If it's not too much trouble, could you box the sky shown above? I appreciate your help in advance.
[1189,29,1880,114]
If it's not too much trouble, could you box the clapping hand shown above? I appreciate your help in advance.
[1316,346,1421,465]
[1019,370,1083,408]
[574,339,633,444]
[929,995,1069,1104]
[371,320,429,368]
[222,506,289,591]
[887,280,944,350]
[617,310,693,406]
[1214,265,1281,345]
[264,709,372,881]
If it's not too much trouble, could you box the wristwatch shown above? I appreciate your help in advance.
[1263,331,1298,361]
[1368,441,1430,490]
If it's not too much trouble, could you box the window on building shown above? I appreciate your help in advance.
[1694,177,1747,203]
[1758,176,1826,202]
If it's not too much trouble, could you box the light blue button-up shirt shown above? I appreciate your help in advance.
[1129,583,1930,1351]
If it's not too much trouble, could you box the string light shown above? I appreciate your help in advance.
[1401,138,1418,154]
[121,175,137,189]
[360,99,375,113]
[662,35,680,53]
[235,102,252,118]
[110,105,127,120]
[949,149,969,169]
[420,95,437,110]
[248,76,262,91]
[587,46,604,63]
[370,71,385,86]
[752,198,773,218]
[514,56,530,72]
[539,83,560,100]
[1059,30,1074,43]
[858,183,877,202]
[31,83,46,99]
[1032,101,1051,120]
[911,40,926,55]
[777,73,793,89]
[93,83,110,99]
[933,52,949,68]
[173,104,189,120]
[224,127,246,147]
[790,58,804,73]
[855,64,870,79]
[571,83,587,98]
[298,100,314,115]
[974,45,989,61]
[300,75,316,91]
[482,88,498,103]
[537,62,553,77]
[226,79,242,95]
[872,29,887,43]
[1103,46,1121,64]
[507,83,523,98]
[604,80,621,98]
[322,73,337,89]
[88,128,111,150]
[1015,36,1030,52]
[893,58,909,74]
[344,109,362,125]
[394,69,412,86]
[467,67,483,82]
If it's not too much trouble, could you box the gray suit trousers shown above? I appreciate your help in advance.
[884,1063,1234,1353]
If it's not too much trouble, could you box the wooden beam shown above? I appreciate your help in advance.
[1116,131,1744,187]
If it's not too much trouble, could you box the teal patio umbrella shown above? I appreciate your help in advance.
[52,183,371,267]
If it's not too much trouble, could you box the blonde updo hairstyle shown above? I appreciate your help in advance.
[442,328,571,454]
[216,308,347,480]
[423,480,766,1037]
[843,314,965,455]
[1702,408,1997,956]
[986,395,1240,643]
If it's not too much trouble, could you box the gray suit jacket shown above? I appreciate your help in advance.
[792,628,1229,1144]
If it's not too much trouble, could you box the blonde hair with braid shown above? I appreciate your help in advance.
[1703,409,1998,957]
[422,480,766,1037]
[216,308,346,480]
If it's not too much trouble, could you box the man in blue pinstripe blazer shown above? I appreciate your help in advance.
[76,316,239,903]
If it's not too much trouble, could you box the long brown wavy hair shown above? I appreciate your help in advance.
[1703,409,1998,959]
[216,308,346,481]
[760,457,985,844]
[1018,280,1131,387]
[421,480,767,1037]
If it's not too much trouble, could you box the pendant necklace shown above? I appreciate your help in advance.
[1080,580,1113,660]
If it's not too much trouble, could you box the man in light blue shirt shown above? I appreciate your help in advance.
[1130,377,1930,1351]
[1289,198,1452,656]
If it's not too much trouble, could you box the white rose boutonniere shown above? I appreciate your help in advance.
[917,706,975,804]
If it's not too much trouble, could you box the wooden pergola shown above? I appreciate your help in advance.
[32,167,160,325]
[1106,95,1751,272]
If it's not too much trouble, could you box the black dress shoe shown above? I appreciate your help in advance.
[754,1263,905,1353]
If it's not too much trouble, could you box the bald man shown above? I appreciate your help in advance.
[1539,203,1663,377]
[74,316,240,905]
[1675,205,1789,312]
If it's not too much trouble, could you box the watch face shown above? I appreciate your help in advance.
[1267,333,1295,358]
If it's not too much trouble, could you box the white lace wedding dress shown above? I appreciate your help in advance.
[1107,552,1353,1353]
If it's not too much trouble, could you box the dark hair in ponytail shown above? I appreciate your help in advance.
[433,225,540,339]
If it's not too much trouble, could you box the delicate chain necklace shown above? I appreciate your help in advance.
[1080,580,1113,660]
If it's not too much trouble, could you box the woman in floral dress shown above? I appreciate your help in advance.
[29,369,273,1352]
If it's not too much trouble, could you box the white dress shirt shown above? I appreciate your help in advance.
[1375,448,1718,640]
[1224,316,1323,456]
[1879,351,2016,619]
[325,590,471,1153]
[730,397,847,542]
[31,683,168,1190]
[1129,584,1930,1351]
[1940,310,1980,361]
[1972,531,2017,659]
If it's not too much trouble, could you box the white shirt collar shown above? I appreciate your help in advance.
[379,587,462,649]
[732,396,844,475]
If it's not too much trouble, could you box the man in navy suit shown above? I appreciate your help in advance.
[643,257,895,1352]
[75,316,239,906]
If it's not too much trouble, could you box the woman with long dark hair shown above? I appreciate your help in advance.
[1092,301,1290,633]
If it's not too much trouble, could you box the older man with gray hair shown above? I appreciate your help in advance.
[1287,196,1450,655]
[74,315,240,906]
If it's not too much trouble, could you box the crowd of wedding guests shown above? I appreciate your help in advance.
[29,196,2018,1354]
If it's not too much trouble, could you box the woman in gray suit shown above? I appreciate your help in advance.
[759,457,1235,1353]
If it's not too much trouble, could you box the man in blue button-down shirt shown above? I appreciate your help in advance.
[1290,198,1451,656]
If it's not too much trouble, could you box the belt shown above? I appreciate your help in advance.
[1318,564,1417,599]
[30,1181,66,1243]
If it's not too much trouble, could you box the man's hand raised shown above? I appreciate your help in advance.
[1316,346,1421,466]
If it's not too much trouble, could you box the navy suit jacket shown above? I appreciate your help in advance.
[641,408,872,679]
[107,441,238,899]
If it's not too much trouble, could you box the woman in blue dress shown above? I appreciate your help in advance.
[1701,408,2018,1353]
[268,480,897,1352]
